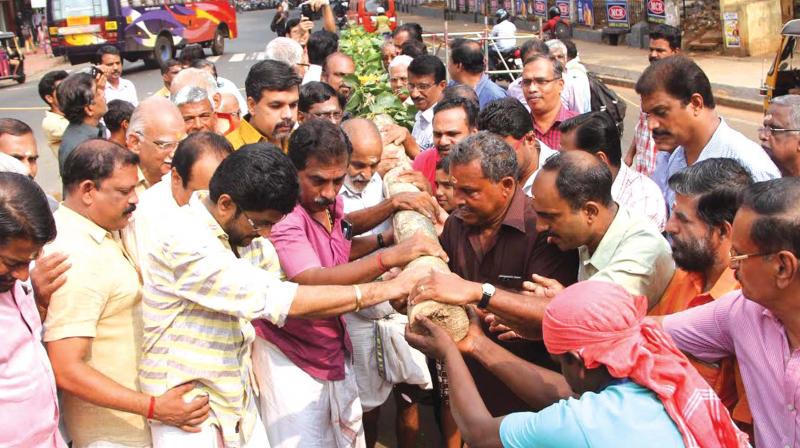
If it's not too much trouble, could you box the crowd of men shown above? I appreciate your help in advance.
[1,16,799,448]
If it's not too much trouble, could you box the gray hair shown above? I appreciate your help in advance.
[266,37,304,67]
[449,131,518,182]
[545,39,567,57]
[173,85,214,109]
[169,68,219,106]
[523,54,564,79]
[770,94,800,130]
[389,54,413,70]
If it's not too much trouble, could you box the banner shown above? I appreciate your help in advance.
[723,12,741,47]
[533,0,547,16]
[577,0,594,26]
[646,0,666,23]
[556,0,570,18]
[606,0,629,28]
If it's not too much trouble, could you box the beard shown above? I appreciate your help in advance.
[670,234,717,273]
[344,174,369,193]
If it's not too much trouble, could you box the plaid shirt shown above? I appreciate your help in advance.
[533,105,578,150]
[632,111,658,176]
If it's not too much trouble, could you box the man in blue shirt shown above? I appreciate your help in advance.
[448,38,507,110]
[405,280,749,448]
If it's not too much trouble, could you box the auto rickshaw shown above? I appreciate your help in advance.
[0,32,25,84]
[762,19,800,109]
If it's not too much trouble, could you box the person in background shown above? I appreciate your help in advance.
[44,140,210,448]
[286,17,314,47]
[624,24,681,177]
[0,118,40,179]
[506,38,550,111]
[448,38,507,110]
[381,41,397,69]
[97,45,138,106]
[636,56,779,207]
[271,0,290,37]
[405,281,749,448]
[759,94,800,177]
[489,9,517,55]
[400,39,428,58]
[521,54,576,149]
[374,6,392,35]
[383,55,447,158]
[191,59,248,115]
[266,37,309,78]
[392,23,423,50]
[559,112,667,231]
[321,52,356,100]
[389,55,413,104]
[39,70,70,156]
[126,96,187,193]
[154,59,182,98]
[0,173,65,448]
[104,99,135,147]
[304,30,339,84]
[546,39,590,114]
[477,97,557,197]
[216,92,242,136]
[173,86,219,135]
[179,43,206,68]
[298,81,345,125]
[434,157,458,213]
[57,71,108,172]
[227,60,301,151]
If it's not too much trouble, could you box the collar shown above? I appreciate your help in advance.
[581,204,629,270]
[611,163,634,194]
[106,78,130,91]
[676,117,728,162]
[533,103,572,134]
[57,204,113,245]
[416,102,437,124]
[189,191,229,244]
[237,115,270,145]
[706,267,739,299]
[137,166,150,190]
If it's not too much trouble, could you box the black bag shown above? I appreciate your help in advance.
[553,20,572,40]
[587,71,626,135]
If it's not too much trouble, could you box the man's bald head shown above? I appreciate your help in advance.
[322,52,356,98]
[128,96,182,137]
[342,118,383,193]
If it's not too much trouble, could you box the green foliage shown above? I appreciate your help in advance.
[338,27,417,129]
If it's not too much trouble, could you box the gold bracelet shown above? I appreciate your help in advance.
[353,284,363,312]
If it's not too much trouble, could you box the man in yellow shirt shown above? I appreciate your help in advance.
[38,70,70,157]
[227,60,301,152]
[153,59,182,98]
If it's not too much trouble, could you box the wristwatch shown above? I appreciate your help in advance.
[477,283,496,309]
[377,232,385,249]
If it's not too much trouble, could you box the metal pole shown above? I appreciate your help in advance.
[445,20,450,83]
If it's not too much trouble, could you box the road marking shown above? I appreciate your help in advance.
[229,53,246,62]
[0,106,48,111]
[207,55,220,62]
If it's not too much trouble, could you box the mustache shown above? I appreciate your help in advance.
[652,129,671,137]
[275,119,293,129]
[123,203,137,215]
[352,174,368,182]
[314,197,335,207]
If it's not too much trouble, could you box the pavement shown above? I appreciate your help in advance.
[399,8,771,111]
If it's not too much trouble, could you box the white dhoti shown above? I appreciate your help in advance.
[150,413,269,448]
[251,338,366,448]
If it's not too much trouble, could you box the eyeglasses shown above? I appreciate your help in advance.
[758,125,800,136]
[310,110,343,121]
[728,249,775,267]
[520,77,561,88]
[408,82,435,92]
[234,200,272,232]
[136,131,183,152]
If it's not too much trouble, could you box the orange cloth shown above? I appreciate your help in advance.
[543,281,749,448]
[650,268,752,426]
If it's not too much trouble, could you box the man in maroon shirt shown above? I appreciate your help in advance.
[521,54,577,149]
[416,131,578,447]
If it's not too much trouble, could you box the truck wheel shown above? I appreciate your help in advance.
[148,34,174,69]
[211,27,225,56]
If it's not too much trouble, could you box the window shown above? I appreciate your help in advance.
[50,0,111,21]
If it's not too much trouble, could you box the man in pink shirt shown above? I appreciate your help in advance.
[0,173,65,447]
[662,177,800,447]
[412,96,478,191]
[252,119,447,447]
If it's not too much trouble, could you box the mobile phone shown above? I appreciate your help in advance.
[80,65,103,78]
[342,219,353,240]
[300,2,322,20]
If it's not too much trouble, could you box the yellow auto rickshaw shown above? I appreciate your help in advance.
[762,19,800,109]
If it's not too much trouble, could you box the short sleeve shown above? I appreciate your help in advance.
[662,291,737,363]
[270,215,323,279]
[499,404,589,448]
[43,256,108,341]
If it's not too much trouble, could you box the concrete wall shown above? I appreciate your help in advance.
[720,0,782,56]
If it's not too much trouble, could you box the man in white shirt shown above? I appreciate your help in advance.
[546,39,590,114]
[97,45,138,106]
[477,97,558,196]
[382,55,447,159]
[490,9,517,53]
[560,111,667,232]
[339,118,434,448]
[635,56,780,208]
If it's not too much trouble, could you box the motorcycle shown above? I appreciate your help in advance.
[332,0,349,30]
[488,46,522,88]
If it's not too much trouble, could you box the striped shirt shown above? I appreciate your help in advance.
[139,192,296,447]
[663,291,800,448]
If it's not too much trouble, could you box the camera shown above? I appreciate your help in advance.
[301,2,322,20]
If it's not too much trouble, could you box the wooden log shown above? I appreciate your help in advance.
[380,126,469,341]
